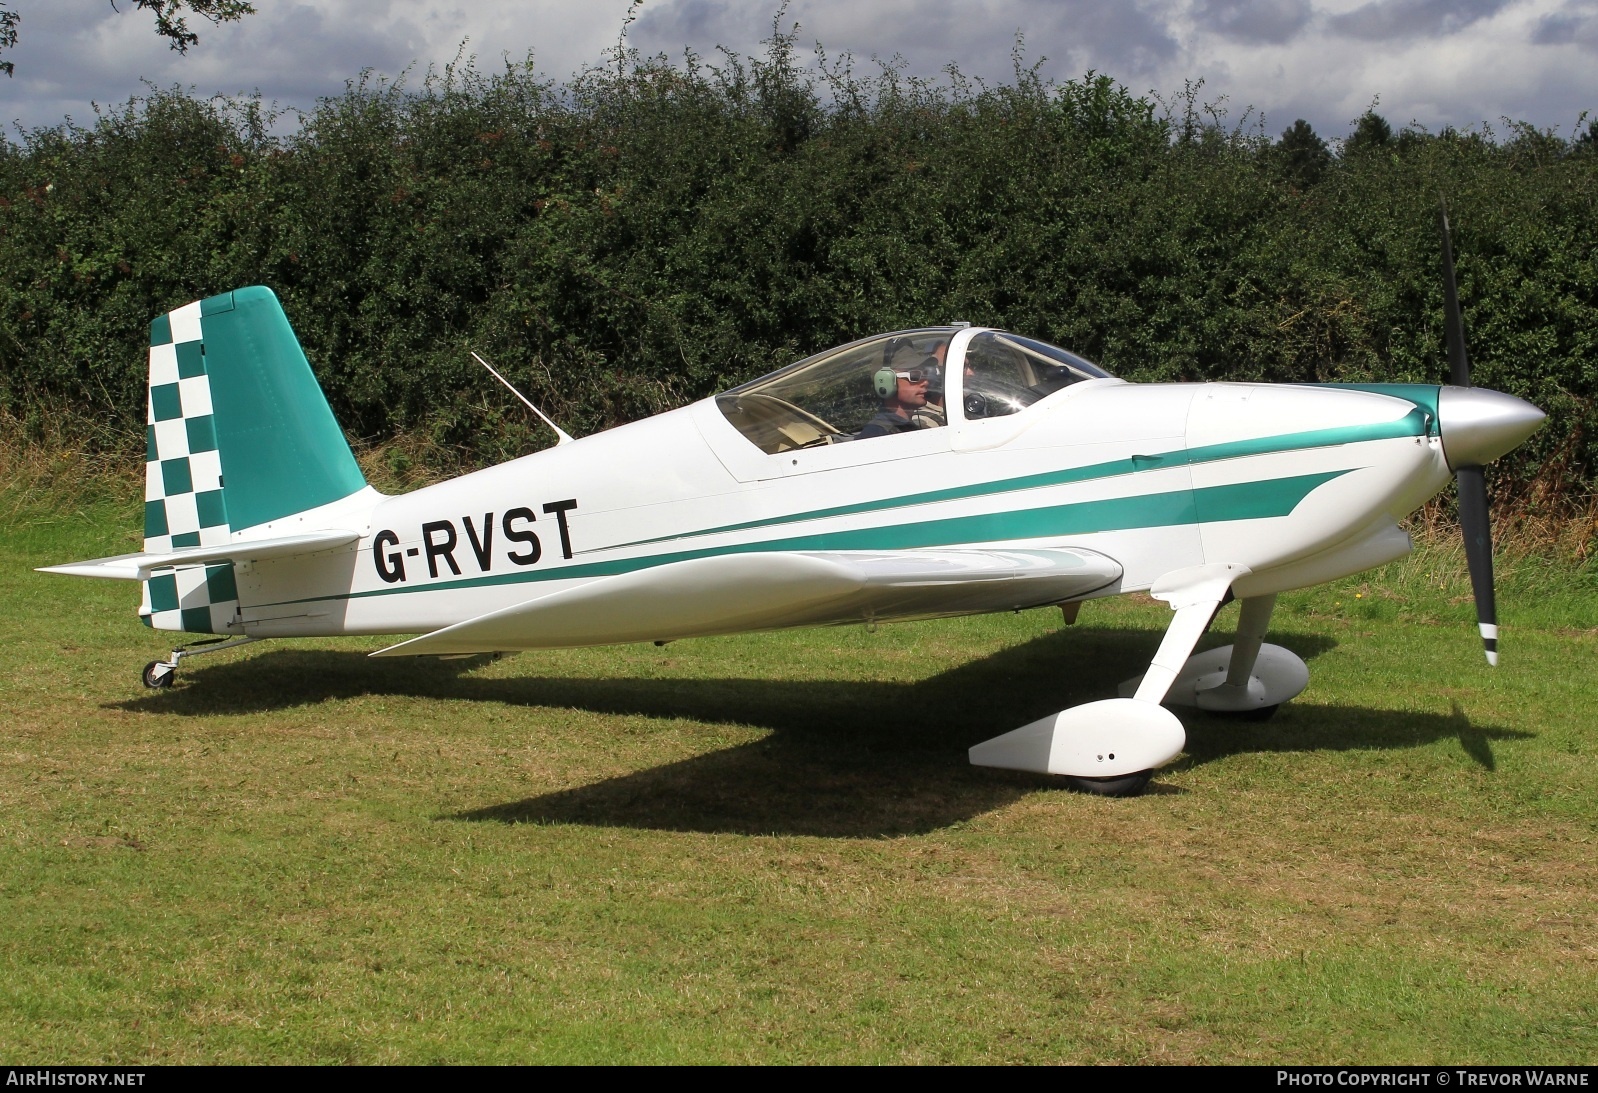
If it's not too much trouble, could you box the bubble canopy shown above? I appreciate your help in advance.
[715,328,1113,455]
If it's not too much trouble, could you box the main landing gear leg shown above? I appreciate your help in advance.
[1131,593,1309,719]
[142,636,259,689]
[1227,594,1275,689]
[969,563,1248,796]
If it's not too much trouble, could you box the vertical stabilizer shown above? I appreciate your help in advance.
[140,286,367,633]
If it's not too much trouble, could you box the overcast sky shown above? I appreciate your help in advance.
[2,0,1594,142]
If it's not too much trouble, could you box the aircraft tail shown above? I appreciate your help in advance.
[139,286,368,632]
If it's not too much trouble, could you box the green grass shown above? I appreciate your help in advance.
[2,498,1595,1063]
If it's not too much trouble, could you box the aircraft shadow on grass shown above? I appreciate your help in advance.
[112,625,1529,837]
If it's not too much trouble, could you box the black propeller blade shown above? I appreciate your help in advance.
[1438,200,1498,666]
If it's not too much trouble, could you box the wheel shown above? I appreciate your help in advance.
[142,661,173,689]
[1206,704,1279,722]
[1061,770,1153,797]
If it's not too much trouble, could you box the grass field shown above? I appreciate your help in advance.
[3,495,1596,1063]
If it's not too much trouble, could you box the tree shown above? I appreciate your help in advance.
[0,0,254,76]
[0,9,16,76]
[1343,110,1393,156]
[1576,117,1598,154]
[1277,118,1330,188]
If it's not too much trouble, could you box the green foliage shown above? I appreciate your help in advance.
[1345,110,1394,155]
[1578,118,1598,153]
[1277,118,1330,189]
[0,37,1595,506]
[123,0,255,54]
[0,8,16,77]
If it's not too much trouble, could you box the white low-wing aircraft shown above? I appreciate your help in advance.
[41,216,1545,795]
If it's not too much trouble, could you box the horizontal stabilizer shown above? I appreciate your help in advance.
[373,546,1122,656]
[39,530,360,581]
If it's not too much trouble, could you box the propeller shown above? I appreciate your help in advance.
[1437,200,1498,666]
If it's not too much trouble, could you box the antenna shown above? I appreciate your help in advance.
[471,351,574,446]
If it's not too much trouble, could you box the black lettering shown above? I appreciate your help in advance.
[373,529,405,583]
[421,520,462,578]
[462,513,494,572]
[542,498,578,559]
[502,507,541,566]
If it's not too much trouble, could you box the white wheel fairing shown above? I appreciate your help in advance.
[968,699,1186,778]
[1119,642,1309,711]
[1165,643,1309,712]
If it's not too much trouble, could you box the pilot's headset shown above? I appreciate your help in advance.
[873,338,909,398]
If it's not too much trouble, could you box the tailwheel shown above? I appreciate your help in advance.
[1062,770,1153,797]
[138,636,258,690]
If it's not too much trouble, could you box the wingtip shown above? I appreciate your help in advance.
[34,557,146,580]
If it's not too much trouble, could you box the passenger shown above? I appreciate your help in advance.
[857,343,935,439]
[912,338,954,428]
[911,363,946,429]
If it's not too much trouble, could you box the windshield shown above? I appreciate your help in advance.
[961,332,1111,419]
[715,328,1113,452]
[715,329,954,454]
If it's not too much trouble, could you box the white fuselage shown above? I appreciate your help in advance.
[229,366,1452,645]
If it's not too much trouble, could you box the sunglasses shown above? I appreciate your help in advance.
[894,370,931,384]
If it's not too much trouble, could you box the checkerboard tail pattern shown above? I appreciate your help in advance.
[141,300,240,634]
[139,562,241,635]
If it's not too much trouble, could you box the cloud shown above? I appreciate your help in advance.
[5,1,436,129]
[1532,0,1598,52]
[1,0,1593,148]
[1,0,637,132]
[631,0,1180,80]
[1326,0,1513,42]
[636,0,767,48]
[1191,0,1314,45]
[1024,0,1183,72]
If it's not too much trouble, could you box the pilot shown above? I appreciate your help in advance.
[857,347,936,439]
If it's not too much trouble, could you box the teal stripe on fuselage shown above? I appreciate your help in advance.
[1313,384,1441,429]
[269,469,1348,609]
[610,407,1430,553]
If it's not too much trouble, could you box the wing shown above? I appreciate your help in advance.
[37,530,360,580]
[372,546,1123,656]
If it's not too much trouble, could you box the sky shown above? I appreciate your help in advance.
[1,0,1594,142]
